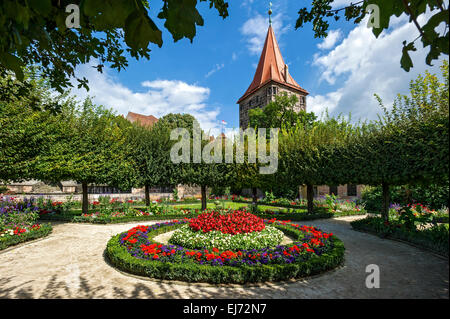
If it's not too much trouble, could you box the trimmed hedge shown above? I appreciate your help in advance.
[39,213,200,224]
[351,217,449,257]
[105,223,345,284]
[39,208,365,224]
[257,210,366,221]
[0,223,52,251]
[232,199,307,210]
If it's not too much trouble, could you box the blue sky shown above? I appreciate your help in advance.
[71,0,447,135]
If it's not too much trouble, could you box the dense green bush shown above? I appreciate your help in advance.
[361,184,449,211]
[351,217,449,257]
[106,223,345,284]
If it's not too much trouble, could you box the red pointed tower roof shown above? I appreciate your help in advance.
[237,25,308,104]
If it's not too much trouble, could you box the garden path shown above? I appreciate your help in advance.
[0,216,448,299]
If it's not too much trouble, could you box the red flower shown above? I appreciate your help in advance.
[188,210,265,234]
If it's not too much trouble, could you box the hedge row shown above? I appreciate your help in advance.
[0,224,53,251]
[105,223,345,284]
[39,213,199,224]
[350,217,449,257]
[39,208,364,224]
[257,210,366,221]
[232,199,307,210]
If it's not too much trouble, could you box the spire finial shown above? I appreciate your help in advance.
[268,2,273,25]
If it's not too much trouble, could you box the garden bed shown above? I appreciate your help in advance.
[0,223,52,251]
[105,217,345,284]
[39,212,201,224]
[351,217,449,257]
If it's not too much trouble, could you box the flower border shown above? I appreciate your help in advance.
[105,220,345,284]
[0,223,53,251]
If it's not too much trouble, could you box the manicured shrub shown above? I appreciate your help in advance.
[351,217,449,257]
[361,184,449,212]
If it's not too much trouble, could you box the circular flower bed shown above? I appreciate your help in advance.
[106,214,345,283]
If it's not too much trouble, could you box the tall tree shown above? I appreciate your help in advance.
[127,118,182,206]
[36,98,135,214]
[322,61,449,221]
[279,117,353,214]
[0,69,64,182]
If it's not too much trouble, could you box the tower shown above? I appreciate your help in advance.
[237,11,309,128]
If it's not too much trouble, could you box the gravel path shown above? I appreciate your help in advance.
[0,216,448,299]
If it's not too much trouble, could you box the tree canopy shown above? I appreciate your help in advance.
[295,0,449,71]
[0,0,229,94]
[249,93,317,130]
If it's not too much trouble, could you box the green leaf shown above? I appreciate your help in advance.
[158,0,204,42]
[401,41,416,72]
[27,0,52,16]
[124,10,163,49]
[81,0,135,28]
[0,53,24,81]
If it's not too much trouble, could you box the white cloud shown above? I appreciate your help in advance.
[330,0,355,8]
[232,52,238,61]
[307,14,446,120]
[205,63,225,78]
[70,62,221,132]
[317,29,342,50]
[241,13,289,55]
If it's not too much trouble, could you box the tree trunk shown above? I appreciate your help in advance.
[201,185,207,211]
[382,182,390,222]
[145,185,150,206]
[252,187,258,205]
[82,182,89,215]
[306,184,314,214]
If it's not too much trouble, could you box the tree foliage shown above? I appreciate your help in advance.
[35,98,136,213]
[249,93,317,130]
[0,0,229,94]
[295,0,449,71]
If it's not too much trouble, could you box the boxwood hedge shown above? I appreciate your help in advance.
[105,223,345,284]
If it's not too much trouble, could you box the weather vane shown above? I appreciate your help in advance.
[268,2,272,25]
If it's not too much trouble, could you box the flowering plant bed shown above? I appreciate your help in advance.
[169,224,284,251]
[351,216,449,257]
[0,223,52,250]
[189,211,266,234]
[106,217,345,283]
[1,196,53,250]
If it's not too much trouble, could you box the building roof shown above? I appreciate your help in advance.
[126,112,159,126]
[237,25,308,104]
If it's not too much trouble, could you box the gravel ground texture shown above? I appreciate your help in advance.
[0,216,448,299]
